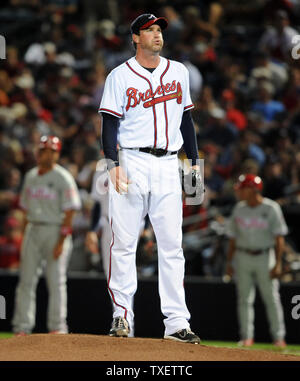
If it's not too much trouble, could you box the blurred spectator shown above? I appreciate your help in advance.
[200,107,238,148]
[221,89,247,131]
[248,51,288,93]
[283,67,300,114]
[258,9,298,62]
[184,60,203,102]
[251,81,286,123]
[204,161,224,204]
[0,216,23,270]
[263,158,290,204]
[159,6,184,51]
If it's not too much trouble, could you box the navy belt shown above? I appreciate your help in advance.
[123,147,177,157]
[237,247,272,255]
[30,222,60,226]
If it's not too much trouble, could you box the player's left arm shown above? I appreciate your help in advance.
[180,110,204,200]
[180,63,200,171]
[54,172,81,259]
[269,203,288,278]
[180,110,199,170]
[270,235,285,279]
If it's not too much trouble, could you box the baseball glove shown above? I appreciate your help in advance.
[181,168,205,202]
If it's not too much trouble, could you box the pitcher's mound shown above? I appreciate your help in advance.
[0,334,298,361]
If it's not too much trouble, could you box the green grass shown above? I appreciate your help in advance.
[202,340,300,357]
[0,333,299,356]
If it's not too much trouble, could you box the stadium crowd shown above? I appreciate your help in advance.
[0,0,300,279]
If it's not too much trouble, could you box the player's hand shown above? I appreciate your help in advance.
[270,262,282,279]
[53,242,64,260]
[225,263,234,278]
[85,231,99,254]
[109,166,131,194]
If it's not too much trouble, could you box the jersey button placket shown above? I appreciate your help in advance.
[152,76,163,148]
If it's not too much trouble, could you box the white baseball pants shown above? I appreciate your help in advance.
[108,149,191,336]
[100,215,135,337]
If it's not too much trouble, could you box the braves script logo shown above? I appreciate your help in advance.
[126,81,182,111]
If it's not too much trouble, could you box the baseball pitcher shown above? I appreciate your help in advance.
[99,14,203,343]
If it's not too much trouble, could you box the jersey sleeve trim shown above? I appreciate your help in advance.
[184,104,194,111]
[62,202,81,211]
[99,108,123,118]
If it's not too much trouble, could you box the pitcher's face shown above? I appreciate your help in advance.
[135,24,164,53]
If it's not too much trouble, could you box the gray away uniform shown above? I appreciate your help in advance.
[12,164,81,333]
[227,197,288,341]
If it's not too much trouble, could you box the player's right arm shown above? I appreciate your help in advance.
[101,112,131,194]
[225,238,236,278]
[19,172,29,233]
[224,206,239,278]
[99,69,130,194]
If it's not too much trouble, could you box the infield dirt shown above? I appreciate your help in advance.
[0,334,299,361]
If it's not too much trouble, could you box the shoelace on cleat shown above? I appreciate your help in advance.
[113,317,127,329]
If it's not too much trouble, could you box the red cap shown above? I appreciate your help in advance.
[235,174,263,191]
[39,135,62,152]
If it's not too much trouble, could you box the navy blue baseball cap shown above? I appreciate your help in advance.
[131,14,168,35]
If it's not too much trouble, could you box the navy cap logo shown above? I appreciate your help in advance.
[131,13,168,35]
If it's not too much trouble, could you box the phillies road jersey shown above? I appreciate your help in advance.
[20,164,81,224]
[227,198,288,249]
[99,56,194,151]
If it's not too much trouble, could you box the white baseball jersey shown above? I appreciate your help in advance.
[99,56,194,150]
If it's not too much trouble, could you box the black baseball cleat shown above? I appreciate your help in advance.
[164,329,201,344]
[109,317,130,337]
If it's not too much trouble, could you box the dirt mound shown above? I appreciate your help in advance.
[0,334,298,361]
